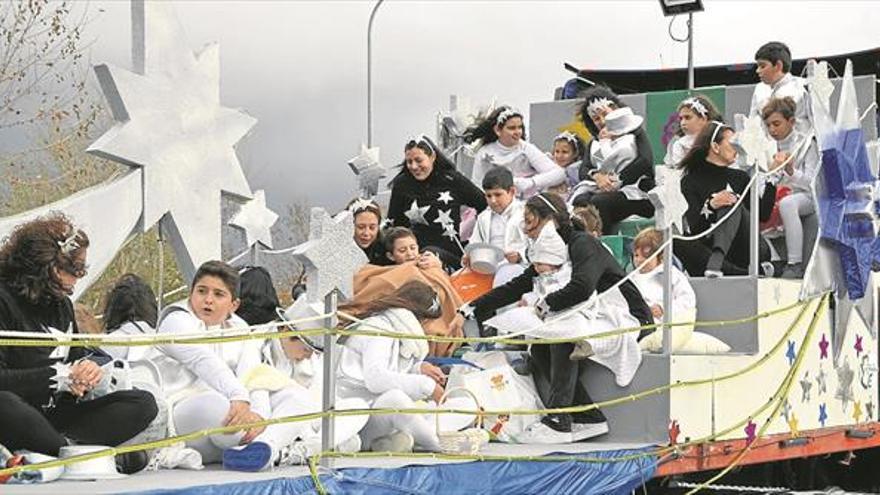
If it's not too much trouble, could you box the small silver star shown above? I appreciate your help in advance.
[437,191,454,205]
[799,371,813,402]
[228,190,278,248]
[47,323,74,362]
[782,398,792,420]
[836,358,855,412]
[433,208,453,227]
[816,366,827,394]
[441,222,458,241]
[347,144,386,197]
[404,200,430,226]
[700,202,713,219]
[867,400,875,420]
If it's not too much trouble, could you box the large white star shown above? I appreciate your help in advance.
[229,190,278,248]
[293,208,367,303]
[404,200,430,226]
[648,166,687,234]
[347,144,386,198]
[806,60,835,113]
[734,113,777,172]
[433,209,453,228]
[87,1,254,277]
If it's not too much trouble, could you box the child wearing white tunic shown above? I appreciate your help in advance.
[336,281,451,453]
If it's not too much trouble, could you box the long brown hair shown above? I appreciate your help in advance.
[0,212,90,304]
[339,280,441,322]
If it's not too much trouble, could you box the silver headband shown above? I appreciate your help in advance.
[348,197,376,214]
[554,131,579,147]
[536,194,559,214]
[586,97,612,118]
[58,227,81,255]
[406,134,434,153]
[495,107,521,126]
[681,97,709,118]
[428,294,441,314]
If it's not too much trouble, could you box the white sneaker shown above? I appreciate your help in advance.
[277,440,317,466]
[370,431,415,453]
[514,421,573,444]
[336,435,362,454]
[571,421,610,441]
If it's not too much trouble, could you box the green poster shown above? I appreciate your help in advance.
[644,86,726,164]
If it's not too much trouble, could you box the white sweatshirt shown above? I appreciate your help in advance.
[630,264,696,324]
[472,140,566,196]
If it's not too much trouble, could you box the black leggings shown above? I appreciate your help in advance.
[0,389,158,456]
[674,205,770,277]
[573,191,654,235]
[530,342,607,430]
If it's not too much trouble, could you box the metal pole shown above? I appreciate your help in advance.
[686,13,694,90]
[366,0,385,147]
[157,220,165,313]
[320,290,338,468]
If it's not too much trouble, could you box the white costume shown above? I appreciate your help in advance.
[774,129,820,264]
[663,134,695,167]
[468,198,528,286]
[336,308,442,452]
[749,73,810,134]
[472,140,566,198]
[630,264,696,325]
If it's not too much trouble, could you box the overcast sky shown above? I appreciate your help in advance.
[86,0,880,215]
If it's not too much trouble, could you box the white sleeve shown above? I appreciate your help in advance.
[468,211,486,244]
[358,336,435,400]
[157,311,250,403]
[522,142,566,190]
[471,147,490,189]
[234,339,271,418]
[671,269,697,318]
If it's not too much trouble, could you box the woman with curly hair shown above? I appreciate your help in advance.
[0,213,157,469]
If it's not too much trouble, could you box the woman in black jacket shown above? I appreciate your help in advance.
[673,121,776,277]
[467,193,652,444]
[571,86,656,234]
[387,135,487,270]
[0,213,157,466]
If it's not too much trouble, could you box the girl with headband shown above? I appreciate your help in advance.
[664,94,723,166]
[546,131,585,198]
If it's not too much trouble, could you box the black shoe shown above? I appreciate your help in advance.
[116,450,149,475]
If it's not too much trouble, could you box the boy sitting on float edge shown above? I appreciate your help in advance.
[463,167,527,287]
[749,41,809,134]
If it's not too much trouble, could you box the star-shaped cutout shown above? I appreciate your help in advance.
[46,324,74,362]
[782,398,792,420]
[648,166,688,234]
[437,191,454,205]
[786,340,797,366]
[866,400,875,420]
[441,222,460,244]
[818,403,828,427]
[87,1,255,277]
[347,144,386,197]
[700,202,713,219]
[819,333,829,360]
[835,358,855,411]
[773,283,783,306]
[744,420,757,444]
[734,113,777,171]
[404,200,430,226]
[433,209,453,227]
[854,335,864,357]
[817,366,828,394]
[787,413,800,438]
[228,190,278,248]
[806,59,835,113]
[293,208,368,303]
[799,371,813,402]
[668,420,681,445]
[853,400,863,423]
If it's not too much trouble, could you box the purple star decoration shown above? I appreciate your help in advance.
[819,403,828,427]
[786,340,796,366]
[818,128,878,300]
[855,335,864,356]
[819,333,829,359]
[744,420,757,444]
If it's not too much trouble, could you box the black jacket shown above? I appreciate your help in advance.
[388,166,487,257]
[0,282,87,408]
[681,162,776,235]
[472,229,652,330]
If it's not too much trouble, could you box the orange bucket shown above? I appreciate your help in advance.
[450,269,493,303]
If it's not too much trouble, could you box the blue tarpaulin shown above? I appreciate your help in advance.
[138,447,657,495]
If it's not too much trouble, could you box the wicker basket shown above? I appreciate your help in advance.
[435,387,490,455]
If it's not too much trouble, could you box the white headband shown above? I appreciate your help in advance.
[709,120,729,144]
[495,107,522,126]
[535,194,559,214]
[407,134,434,153]
[348,197,376,214]
[681,97,709,118]
[554,131,579,148]
[58,227,81,255]
[586,97,613,118]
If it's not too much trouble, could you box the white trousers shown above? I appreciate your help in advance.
[360,389,441,452]
[778,192,814,264]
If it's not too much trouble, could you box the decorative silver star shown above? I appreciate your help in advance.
[348,197,375,214]
[648,166,688,234]
[836,358,855,412]
[293,208,368,303]
[229,190,278,248]
[799,371,813,402]
[437,191,454,205]
[404,200,430,226]
[47,323,74,362]
[347,144,386,198]
[700,202,713,219]
[87,1,254,277]
[782,398,792,420]
[734,113,777,171]
[441,222,458,241]
[433,209,453,228]
[867,400,875,420]
[806,59,835,113]
[816,366,827,394]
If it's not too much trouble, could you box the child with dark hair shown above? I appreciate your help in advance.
[572,86,656,234]
[464,193,652,444]
[101,273,159,360]
[387,135,487,270]
[547,131,585,197]
[337,280,449,453]
[763,97,820,278]
[347,198,392,266]
[236,266,280,326]
[664,94,724,166]
[749,41,808,133]
[0,214,157,470]
[466,106,566,197]
[465,167,528,284]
